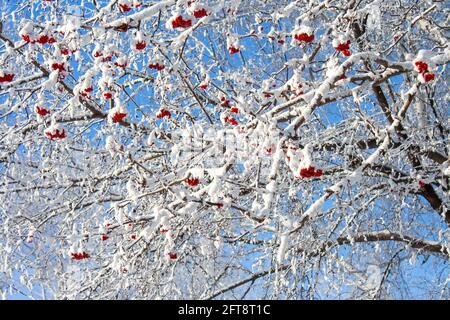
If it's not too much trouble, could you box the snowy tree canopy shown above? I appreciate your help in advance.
[0,0,449,299]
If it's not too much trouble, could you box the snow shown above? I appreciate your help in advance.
[108,1,176,27]
[105,136,122,157]
[126,179,138,202]
[276,234,289,264]
[1,0,448,301]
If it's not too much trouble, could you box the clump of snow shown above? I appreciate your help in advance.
[276,234,289,263]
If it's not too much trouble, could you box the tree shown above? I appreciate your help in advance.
[0,0,448,300]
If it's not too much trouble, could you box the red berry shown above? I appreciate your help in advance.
[171,16,192,29]
[193,9,208,19]
[168,252,177,260]
[224,116,238,125]
[299,166,323,178]
[103,92,113,99]
[22,34,31,42]
[0,73,15,83]
[314,169,323,177]
[102,55,112,62]
[71,251,90,260]
[119,4,132,13]
[101,234,109,241]
[335,40,351,56]
[80,86,93,97]
[294,33,314,43]
[35,106,50,116]
[111,112,127,123]
[36,34,49,44]
[228,46,240,55]
[51,63,65,72]
[115,61,127,68]
[135,41,146,50]
[45,128,66,139]
[156,109,171,119]
[185,177,200,187]
[335,40,350,51]
[130,234,137,240]
[423,72,435,82]
[415,61,429,73]
[220,97,230,107]
[230,107,239,113]
[148,63,165,71]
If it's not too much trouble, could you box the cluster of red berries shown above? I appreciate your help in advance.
[148,63,165,71]
[0,73,14,83]
[224,116,238,125]
[103,92,113,99]
[220,96,230,107]
[71,252,90,260]
[185,177,200,187]
[111,112,127,123]
[334,40,351,56]
[60,47,70,55]
[294,33,314,43]
[115,61,127,68]
[51,63,65,72]
[221,102,238,113]
[415,61,428,73]
[119,1,141,13]
[80,86,93,97]
[93,51,113,62]
[35,106,50,116]
[168,252,178,260]
[171,16,193,29]
[119,3,132,13]
[193,8,208,18]
[299,166,323,178]
[22,34,56,45]
[171,4,210,28]
[228,46,240,55]
[199,83,208,90]
[156,109,171,119]
[45,128,66,139]
[415,61,435,83]
[135,40,146,50]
